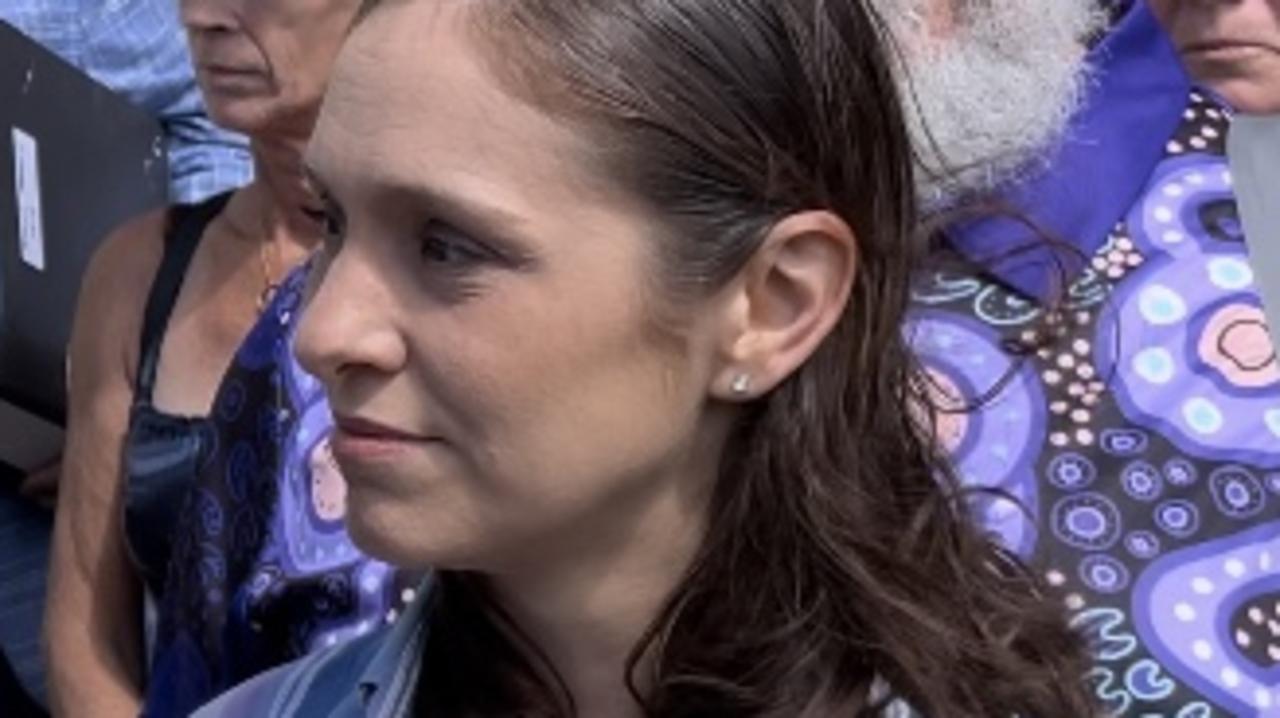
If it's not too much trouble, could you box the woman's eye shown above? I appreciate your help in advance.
[322,214,343,240]
[419,222,492,268]
[301,204,327,230]
[302,204,346,258]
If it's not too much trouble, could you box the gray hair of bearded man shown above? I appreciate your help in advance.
[875,0,1108,208]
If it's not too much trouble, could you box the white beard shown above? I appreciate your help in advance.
[875,0,1107,207]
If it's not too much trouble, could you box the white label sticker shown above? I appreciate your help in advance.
[11,126,46,272]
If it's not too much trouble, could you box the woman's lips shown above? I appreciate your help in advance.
[331,416,436,463]
[198,65,266,93]
[1183,41,1277,63]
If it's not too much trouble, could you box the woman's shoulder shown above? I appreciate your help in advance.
[68,207,171,381]
[81,208,169,312]
[74,193,233,377]
[84,190,233,318]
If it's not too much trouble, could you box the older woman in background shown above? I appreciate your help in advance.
[44,1,410,716]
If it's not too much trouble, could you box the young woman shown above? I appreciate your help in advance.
[200,0,1096,715]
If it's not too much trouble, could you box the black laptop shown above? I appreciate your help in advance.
[0,21,169,472]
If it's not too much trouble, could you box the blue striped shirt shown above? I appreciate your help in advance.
[193,578,432,718]
[1,0,252,202]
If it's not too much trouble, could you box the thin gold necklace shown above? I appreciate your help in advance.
[257,237,281,315]
[219,204,282,316]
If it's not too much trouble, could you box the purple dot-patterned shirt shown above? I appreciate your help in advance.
[912,2,1280,715]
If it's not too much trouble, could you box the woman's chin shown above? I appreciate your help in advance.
[343,493,472,572]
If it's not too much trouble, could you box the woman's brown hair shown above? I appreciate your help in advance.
[393,0,1097,715]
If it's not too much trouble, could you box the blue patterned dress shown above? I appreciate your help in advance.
[143,263,419,717]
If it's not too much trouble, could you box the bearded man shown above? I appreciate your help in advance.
[892,1,1280,715]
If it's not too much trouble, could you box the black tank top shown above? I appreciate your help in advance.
[122,191,231,598]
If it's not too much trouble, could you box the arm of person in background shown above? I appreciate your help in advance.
[44,212,167,717]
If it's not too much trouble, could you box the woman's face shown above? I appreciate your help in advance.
[179,0,362,134]
[1150,0,1280,113]
[296,2,730,573]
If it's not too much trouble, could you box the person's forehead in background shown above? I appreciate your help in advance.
[1149,0,1280,114]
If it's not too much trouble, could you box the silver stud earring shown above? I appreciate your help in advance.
[730,373,752,396]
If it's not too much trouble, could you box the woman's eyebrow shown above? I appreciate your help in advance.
[302,161,539,265]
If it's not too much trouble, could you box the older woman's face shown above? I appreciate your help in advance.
[296,2,725,573]
[1150,0,1280,114]
[179,0,362,134]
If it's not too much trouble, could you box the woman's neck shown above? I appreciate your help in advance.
[221,135,324,258]
[487,453,721,717]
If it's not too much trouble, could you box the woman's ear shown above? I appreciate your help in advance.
[709,210,858,400]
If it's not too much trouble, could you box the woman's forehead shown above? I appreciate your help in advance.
[309,4,619,206]
[312,5,505,174]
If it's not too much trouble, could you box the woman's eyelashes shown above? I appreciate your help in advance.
[300,193,528,295]
[301,198,346,257]
[418,220,498,270]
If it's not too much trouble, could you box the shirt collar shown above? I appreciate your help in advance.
[946,0,1191,302]
[358,576,435,715]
